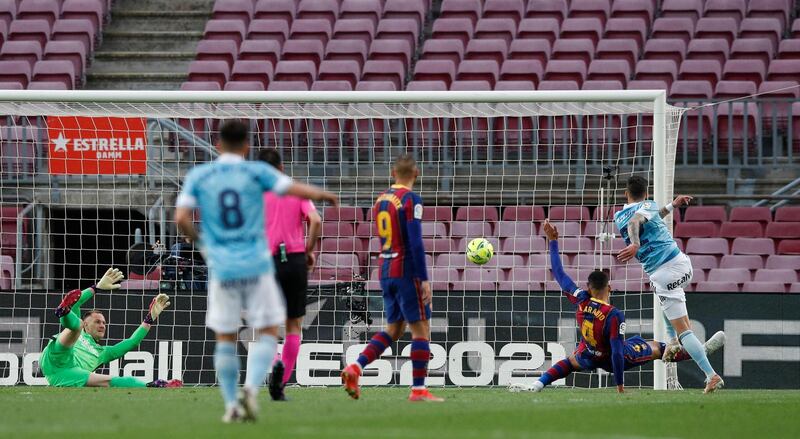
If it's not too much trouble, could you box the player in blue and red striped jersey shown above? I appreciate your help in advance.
[517,221,724,393]
[341,153,443,402]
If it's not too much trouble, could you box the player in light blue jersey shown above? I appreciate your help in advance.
[174,120,338,422]
[614,176,724,393]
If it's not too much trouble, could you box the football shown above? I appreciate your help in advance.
[466,238,494,265]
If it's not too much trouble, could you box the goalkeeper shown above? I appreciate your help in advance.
[40,267,181,388]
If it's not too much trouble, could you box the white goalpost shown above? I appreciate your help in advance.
[0,90,683,390]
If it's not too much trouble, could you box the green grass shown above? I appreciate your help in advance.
[1,387,798,439]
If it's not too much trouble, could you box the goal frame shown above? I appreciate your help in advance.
[0,89,671,389]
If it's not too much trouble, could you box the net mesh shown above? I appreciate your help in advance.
[0,95,684,388]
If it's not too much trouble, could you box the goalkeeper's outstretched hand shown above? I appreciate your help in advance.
[143,293,171,324]
[96,267,124,290]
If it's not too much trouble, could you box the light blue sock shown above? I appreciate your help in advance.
[679,330,716,379]
[664,315,677,340]
[244,334,278,391]
[214,341,240,408]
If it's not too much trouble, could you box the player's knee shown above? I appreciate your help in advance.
[285,318,302,334]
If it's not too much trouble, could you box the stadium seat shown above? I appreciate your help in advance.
[499,59,543,86]
[326,40,368,67]
[405,80,447,91]
[0,127,35,176]
[499,267,545,292]
[675,221,718,238]
[273,60,316,87]
[323,206,364,223]
[496,221,537,238]
[382,0,426,28]
[518,18,560,44]
[694,18,739,46]
[451,222,493,239]
[196,39,238,69]
[340,0,382,26]
[230,60,273,89]
[333,19,375,47]
[32,60,75,89]
[593,38,638,70]
[290,19,333,45]
[766,255,800,269]
[774,206,800,222]
[421,39,464,66]
[223,81,264,91]
[582,80,622,90]
[355,80,396,91]
[431,18,474,46]
[643,39,686,66]
[455,206,499,223]
[502,206,545,221]
[501,237,547,254]
[370,40,413,71]
[721,61,766,85]
[204,19,247,47]
[670,80,713,100]
[720,254,764,270]
[747,0,790,28]
[376,18,420,51]
[548,205,590,222]
[474,18,517,45]
[754,269,797,283]
[611,0,653,25]
[526,0,568,23]
[704,0,746,23]
[180,81,220,91]
[254,0,296,23]
[765,222,800,239]
[777,39,800,59]
[551,39,594,65]
[413,59,457,88]
[484,0,525,24]
[0,40,43,68]
[731,238,775,256]
[651,17,695,44]
[450,80,491,91]
[691,254,719,271]
[212,0,254,24]
[739,18,782,52]
[52,19,96,53]
[694,281,739,292]
[543,59,587,85]
[465,39,508,65]
[678,60,722,89]
[741,282,787,293]
[683,206,727,224]
[362,60,405,90]
[454,267,502,291]
[239,40,280,66]
[708,268,752,284]
[777,240,800,254]
[634,60,678,87]
[586,60,630,86]
[729,207,772,224]
[318,60,361,88]
[560,18,603,45]
[267,80,309,91]
[296,0,338,25]
[686,39,729,66]
[18,0,60,27]
[456,60,499,87]
[9,19,51,49]
[421,222,448,238]
[61,0,104,31]
[730,38,774,68]
[686,237,729,256]
[660,0,703,23]
[247,19,290,44]
[421,206,454,223]
[440,0,482,26]
[604,18,647,48]
[719,221,764,238]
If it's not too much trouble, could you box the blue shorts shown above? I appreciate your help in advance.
[575,336,654,371]
[380,277,431,324]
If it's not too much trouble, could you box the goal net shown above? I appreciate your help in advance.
[0,90,683,389]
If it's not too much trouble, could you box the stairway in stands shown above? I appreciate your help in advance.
[84,0,214,90]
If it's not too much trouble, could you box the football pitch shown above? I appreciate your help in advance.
[2,387,798,439]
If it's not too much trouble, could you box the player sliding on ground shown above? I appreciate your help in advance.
[341,154,443,402]
[175,120,338,423]
[509,221,724,394]
[615,176,725,393]
[40,267,180,388]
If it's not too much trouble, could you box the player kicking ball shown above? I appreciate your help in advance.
[40,267,180,388]
[509,222,724,394]
[341,154,443,402]
[615,176,725,393]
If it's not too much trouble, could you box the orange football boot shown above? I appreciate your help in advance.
[341,364,362,400]
[408,388,444,402]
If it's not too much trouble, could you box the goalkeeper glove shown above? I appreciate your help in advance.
[94,267,124,290]
[143,293,171,324]
[147,379,183,388]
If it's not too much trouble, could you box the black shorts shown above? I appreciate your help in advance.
[274,252,308,319]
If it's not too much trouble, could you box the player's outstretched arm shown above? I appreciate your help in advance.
[175,207,199,243]
[618,214,646,262]
[285,182,339,207]
[100,294,171,363]
[659,195,693,219]
[542,220,580,299]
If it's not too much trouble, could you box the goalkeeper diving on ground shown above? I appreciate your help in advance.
[509,221,725,394]
[40,267,182,388]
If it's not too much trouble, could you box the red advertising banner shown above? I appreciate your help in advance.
[47,116,148,175]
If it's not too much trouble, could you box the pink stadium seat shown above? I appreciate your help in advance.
[549,205,590,221]
[273,60,316,87]
[239,40,280,66]
[362,60,405,90]
[340,0,382,26]
[9,19,51,49]
[675,221,718,238]
[547,221,582,236]
[333,19,375,47]
[0,0,15,29]
[370,39,413,71]
[643,39,686,66]
[684,206,727,224]
[729,207,772,224]
[731,238,775,255]
[312,253,360,282]
[383,0,426,28]
[754,269,798,283]
[704,0,746,23]
[26,80,67,89]
[290,19,333,45]
[454,267,502,291]
[422,206,453,223]
[224,81,263,91]
[204,19,246,47]
[778,39,800,59]
[450,80,491,91]
[421,222,448,238]
[180,81,221,91]
[456,59,499,87]
[747,0,790,28]
[662,0,704,23]
[526,0,568,23]
[720,254,764,270]
[686,237,729,256]
[44,40,86,81]
[465,39,508,65]
[774,206,800,222]
[230,60,273,89]
[742,282,787,293]
[421,39,464,65]
[778,240,800,254]
[651,17,695,44]
[695,281,739,292]
[593,205,622,221]
[694,18,738,46]
[670,80,713,99]
[730,39,774,68]
[635,60,678,87]
[474,18,517,45]
[212,0,254,24]
[455,206,499,223]
[716,80,757,99]
[406,79,447,90]
[355,80,396,91]
[326,40,368,67]
[708,268,751,284]
[502,206,545,221]
[501,237,547,254]
[560,18,603,45]
[323,207,364,223]
[766,255,800,269]
[376,18,420,51]
[296,0,338,25]
[451,221,493,239]
[413,59,456,88]
[604,18,647,48]
[317,60,361,87]
[247,19,289,44]
[0,41,43,67]
[739,18,782,52]
[484,0,525,25]
[196,39,238,68]
[267,80,309,91]
[765,222,800,239]
[51,19,96,53]
[543,59,587,85]
[594,39,638,69]
[518,18,560,44]
[32,60,75,89]
[611,0,653,25]
[568,0,610,25]
[254,0,296,23]
[440,0,482,26]
[611,264,646,281]
[551,39,594,65]
[678,60,722,89]
[18,0,60,27]
[755,80,796,130]
[500,59,543,86]
[432,18,474,46]
[499,267,545,292]
[586,60,630,86]
[722,61,766,85]
[496,221,537,237]
[582,80,622,90]
[691,254,719,271]
[719,221,764,238]
[686,39,729,66]
[61,0,103,31]
[423,238,460,254]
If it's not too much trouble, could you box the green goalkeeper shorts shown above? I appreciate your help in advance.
[40,339,90,387]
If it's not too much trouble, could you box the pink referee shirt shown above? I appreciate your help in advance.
[264,192,316,255]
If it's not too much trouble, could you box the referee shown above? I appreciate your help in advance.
[259,149,322,401]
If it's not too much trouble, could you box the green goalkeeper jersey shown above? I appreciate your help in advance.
[47,325,150,372]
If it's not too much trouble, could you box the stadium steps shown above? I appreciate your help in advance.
[84,0,214,90]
